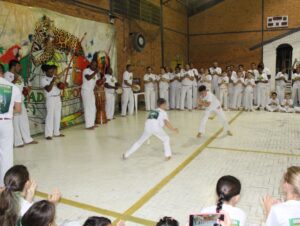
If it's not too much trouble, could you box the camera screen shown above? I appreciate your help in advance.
[189,214,222,226]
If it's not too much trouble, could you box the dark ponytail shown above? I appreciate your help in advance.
[215,175,241,213]
[0,187,19,226]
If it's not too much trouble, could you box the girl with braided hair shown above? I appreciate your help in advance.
[201,175,246,226]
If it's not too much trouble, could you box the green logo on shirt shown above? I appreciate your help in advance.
[148,110,159,119]
[289,218,300,226]
[0,84,12,114]
[231,219,240,226]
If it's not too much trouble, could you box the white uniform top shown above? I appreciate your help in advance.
[181,70,194,86]
[201,204,246,226]
[255,73,268,83]
[0,77,22,118]
[209,67,222,76]
[82,68,98,92]
[244,78,255,88]
[248,69,259,77]
[144,73,156,90]
[232,77,245,86]
[268,97,280,106]
[159,73,170,90]
[292,73,300,86]
[282,98,293,107]
[265,200,300,226]
[218,76,229,88]
[192,68,199,85]
[41,76,61,97]
[4,71,25,101]
[104,74,117,94]
[202,91,220,111]
[275,72,288,86]
[122,70,133,88]
[147,108,168,128]
[199,74,212,86]
[170,72,181,88]
[19,196,33,216]
[263,67,272,76]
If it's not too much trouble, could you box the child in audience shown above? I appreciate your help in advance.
[218,72,229,110]
[3,165,60,216]
[244,72,255,111]
[275,68,288,104]
[198,68,212,91]
[156,216,179,226]
[0,184,19,226]
[266,92,281,112]
[263,166,300,226]
[280,93,295,113]
[201,175,246,226]
[21,200,56,226]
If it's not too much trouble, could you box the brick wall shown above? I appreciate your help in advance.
[3,0,187,87]
[189,0,300,70]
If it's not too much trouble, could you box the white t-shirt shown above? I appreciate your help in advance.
[292,73,300,86]
[255,73,268,83]
[266,200,300,226]
[199,74,212,86]
[244,78,255,91]
[19,196,33,216]
[41,76,61,97]
[159,73,170,90]
[202,91,221,111]
[282,99,293,107]
[192,68,199,85]
[122,71,133,88]
[169,72,181,88]
[201,204,246,226]
[218,76,229,88]
[0,77,22,118]
[275,72,288,86]
[232,76,245,86]
[181,70,194,86]
[104,74,117,94]
[147,108,168,128]
[4,71,25,101]
[81,68,98,92]
[268,98,280,106]
[209,67,222,76]
[144,73,156,90]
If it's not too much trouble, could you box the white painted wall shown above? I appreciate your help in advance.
[263,30,300,90]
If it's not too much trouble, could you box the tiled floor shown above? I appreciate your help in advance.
[15,110,300,225]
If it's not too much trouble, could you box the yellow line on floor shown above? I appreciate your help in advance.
[112,111,243,225]
[35,191,156,225]
[207,146,300,157]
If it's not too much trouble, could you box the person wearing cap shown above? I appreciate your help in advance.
[0,63,22,186]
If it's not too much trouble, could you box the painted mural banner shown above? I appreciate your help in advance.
[0,1,116,135]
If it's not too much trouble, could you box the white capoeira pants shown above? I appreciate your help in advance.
[159,88,169,108]
[280,106,295,113]
[266,105,281,112]
[13,102,33,146]
[180,85,193,110]
[276,85,286,104]
[244,88,254,110]
[45,96,62,137]
[292,85,300,106]
[228,83,234,109]
[122,88,134,116]
[0,120,13,187]
[145,88,156,111]
[232,86,243,109]
[256,83,267,108]
[219,88,228,109]
[124,120,171,158]
[170,85,181,109]
[105,91,115,120]
[211,76,220,98]
[192,84,198,108]
[81,89,96,128]
[199,107,230,134]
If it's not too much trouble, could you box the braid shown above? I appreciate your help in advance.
[216,192,225,213]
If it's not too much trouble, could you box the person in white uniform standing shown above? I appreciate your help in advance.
[263,166,300,226]
[275,68,288,104]
[121,64,134,116]
[180,64,194,111]
[81,60,99,129]
[197,85,232,138]
[232,71,245,110]
[209,62,222,98]
[292,66,300,106]
[123,98,178,161]
[169,67,182,110]
[0,63,22,186]
[158,67,170,109]
[218,72,229,111]
[248,63,259,105]
[4,60,37,147]
[244,72,255,111]
[255,65,269,110]
[198,68,212,91]
[104,67,118,120]
[191,63,199,109]
[143,66,156,111]
[41,65,65,139]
